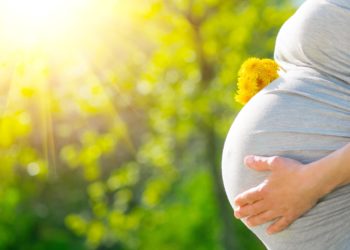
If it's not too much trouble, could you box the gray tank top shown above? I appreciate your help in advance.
[274,0,350,84]
[222,1,350,248]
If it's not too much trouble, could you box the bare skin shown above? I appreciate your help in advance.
[233,142,350,234]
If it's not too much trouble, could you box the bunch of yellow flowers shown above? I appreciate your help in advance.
[235,57,279,105]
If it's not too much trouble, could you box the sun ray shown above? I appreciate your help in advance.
[39,61,57,177]
[0,0,133,175]
[89,71,137,156]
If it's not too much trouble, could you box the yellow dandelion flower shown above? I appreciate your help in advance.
[235,57,279,105]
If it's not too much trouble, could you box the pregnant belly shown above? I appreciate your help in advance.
[221,70,350,249]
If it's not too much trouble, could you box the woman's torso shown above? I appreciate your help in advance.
[222,0,350,249]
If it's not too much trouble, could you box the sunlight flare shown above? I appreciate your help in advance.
[0,0,87,49]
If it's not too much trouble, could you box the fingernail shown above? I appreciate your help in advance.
[245,155,254,165]
[234,209,241,218]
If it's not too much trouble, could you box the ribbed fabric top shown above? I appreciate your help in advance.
[222,1,350,248]
[274,0,350,85]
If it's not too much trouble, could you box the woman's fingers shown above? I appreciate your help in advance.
[267,216,292,234]
[245,210,278,227]
[244,155,278,171]
[234,200,267,219]
[234,184,265,207]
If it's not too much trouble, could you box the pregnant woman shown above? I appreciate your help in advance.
[222,0,350,249]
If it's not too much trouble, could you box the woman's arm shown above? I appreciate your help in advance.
[233,142,350,235]
[305,142,350,192]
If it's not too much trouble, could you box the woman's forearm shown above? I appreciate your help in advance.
[304,142,350,198]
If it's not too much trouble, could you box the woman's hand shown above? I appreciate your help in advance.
[233,155,325,235]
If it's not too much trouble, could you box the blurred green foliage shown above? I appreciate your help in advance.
[0,0,295,249]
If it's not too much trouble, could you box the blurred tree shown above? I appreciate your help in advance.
[0,0,295,249]
[130,0,295,249]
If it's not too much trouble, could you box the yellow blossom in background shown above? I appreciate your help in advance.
[235,57,279,105]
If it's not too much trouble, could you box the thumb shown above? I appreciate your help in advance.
[244,155,278,171]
